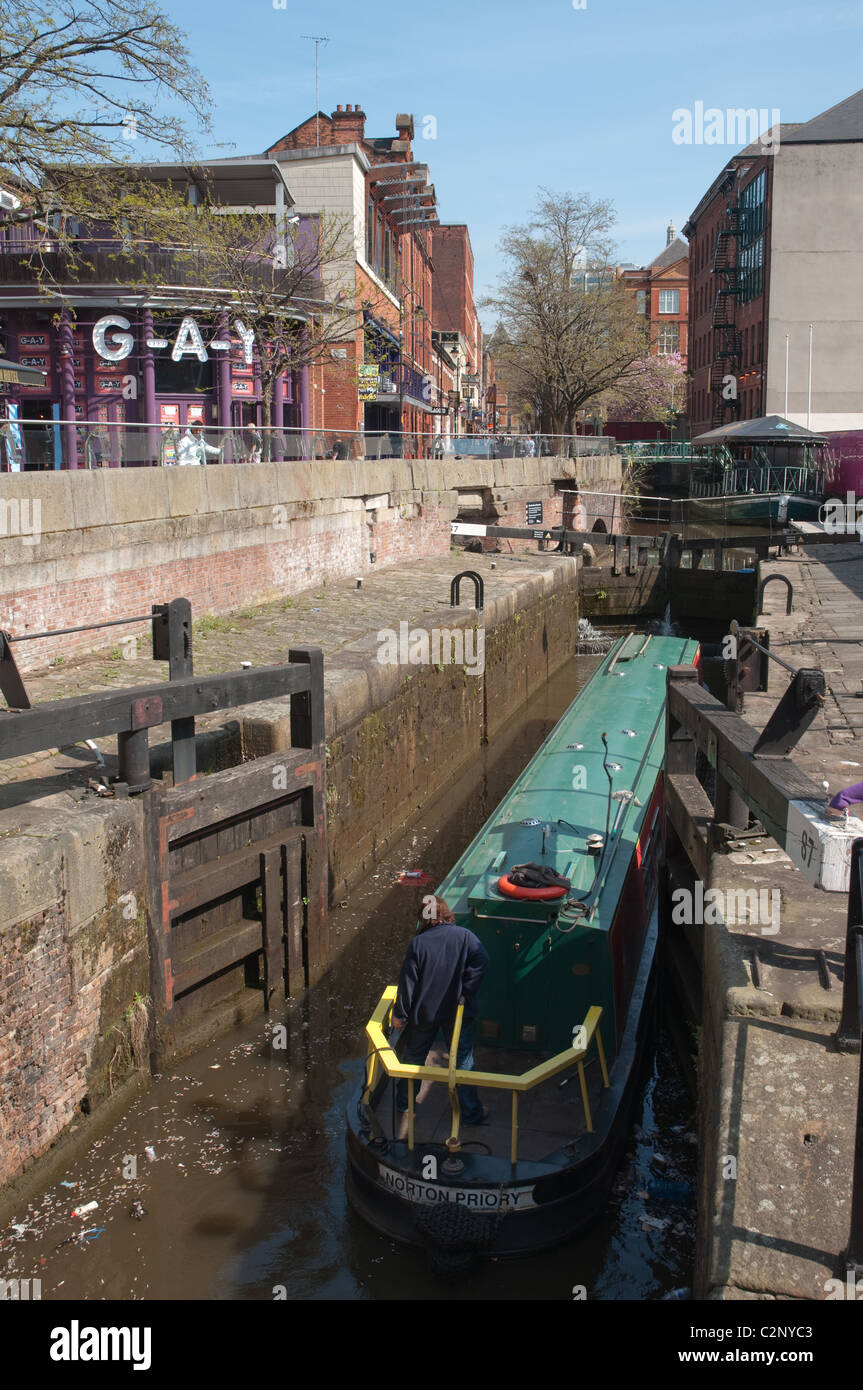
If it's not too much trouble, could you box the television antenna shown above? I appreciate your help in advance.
[301,35,330,147]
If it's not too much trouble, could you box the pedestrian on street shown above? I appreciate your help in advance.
[177,424,220,466]
[390,895,490,1126]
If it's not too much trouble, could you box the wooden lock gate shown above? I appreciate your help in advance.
[0,600,327,1067]
[144,648,327,1064]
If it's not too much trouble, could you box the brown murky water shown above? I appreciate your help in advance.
[0,653,696,1301]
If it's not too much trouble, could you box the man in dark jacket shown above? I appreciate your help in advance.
[390,896,490,1125]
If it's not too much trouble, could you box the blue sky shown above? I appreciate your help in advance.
[170,0,863,317]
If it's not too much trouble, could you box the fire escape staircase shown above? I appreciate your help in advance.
[709,209,743,429]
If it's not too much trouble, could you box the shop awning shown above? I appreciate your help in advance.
[363,311,400,348]
[0,357,48,386]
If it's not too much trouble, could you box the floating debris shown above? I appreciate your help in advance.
[71,1201,98,1218]
[129,1201,148,1221]
[647,1179,694,1205]
[641,1215,669,1232]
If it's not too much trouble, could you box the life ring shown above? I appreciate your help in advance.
[497,874,567,901]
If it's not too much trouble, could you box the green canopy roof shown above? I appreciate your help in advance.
[692,414,827,445]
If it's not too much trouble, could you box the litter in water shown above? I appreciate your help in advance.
[641,1215,669,1232]
[396,870,435,886]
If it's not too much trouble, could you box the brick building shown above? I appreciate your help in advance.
[482,325,519,432]
[619,223,690,365]
[431,224,482,434]
[684,86,863,487]
[0,159,320,468]
[685,146,772,435]
[266,106,441,452]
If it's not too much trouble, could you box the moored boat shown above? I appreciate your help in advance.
[683,490,822,524]
[345,632,700,1259]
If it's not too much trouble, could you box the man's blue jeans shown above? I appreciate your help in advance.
[395,1015,484,1124]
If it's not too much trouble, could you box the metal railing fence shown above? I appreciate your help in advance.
[0,422,617,471]
[361,986,608,1164]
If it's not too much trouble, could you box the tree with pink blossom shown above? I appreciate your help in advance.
[604,351,688,422]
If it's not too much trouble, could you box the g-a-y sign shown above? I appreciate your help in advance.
[92,314,256,364]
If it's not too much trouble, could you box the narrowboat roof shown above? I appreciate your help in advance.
[437,632,700,933]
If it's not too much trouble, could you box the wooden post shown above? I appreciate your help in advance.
[143,782,175,1068]
[260,846,285,1007]
[716,646,751,830]
[666,667,699,776]
[288,647,328,984]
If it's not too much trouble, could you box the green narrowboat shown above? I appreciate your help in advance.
[346,631,700,1258]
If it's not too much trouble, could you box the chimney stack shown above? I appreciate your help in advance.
[394,113,414,157]
[331,103,365,143]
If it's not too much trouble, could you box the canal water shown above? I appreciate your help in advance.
[0,652,696,1302]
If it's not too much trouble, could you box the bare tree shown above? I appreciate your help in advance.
[0,0,211,200]
[178,200,359,442]
[482,189,648,436]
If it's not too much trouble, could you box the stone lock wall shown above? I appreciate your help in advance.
[0,454,619,671]
[0,798,149,1189]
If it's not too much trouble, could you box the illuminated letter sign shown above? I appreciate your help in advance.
[92,315,257,365]
[171,316,209,362]
[234,320,255,365]
[92,314,133,362]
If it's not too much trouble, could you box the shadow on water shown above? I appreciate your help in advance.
[0,652,696,1302]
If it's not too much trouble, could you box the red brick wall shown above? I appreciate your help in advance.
[432,226,479,369]
[5,504,452,673]
[269,105,368,152]
[687,156,772,433]
[0,906,97,1180]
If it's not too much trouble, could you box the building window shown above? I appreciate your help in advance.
[636,290,646,315]
[738,236,764,303]
[658,289,679,314]
[739,170,766,242]
[737,171,766,304]
[658,322,679,355]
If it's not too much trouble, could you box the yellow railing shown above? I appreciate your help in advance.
[362,988,610,1165]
